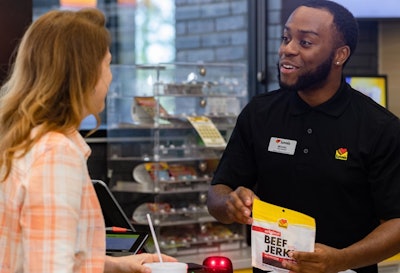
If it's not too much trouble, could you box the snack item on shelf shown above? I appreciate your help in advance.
[144,162,170,181]
[131,96,169,123]
[133,162,169,184]
[157,222,239,251]
[132,202,172,224]
[198,223,234,239]
[132,163,152,184]
[164,83,203,95]
[132,201,210,225]
[160,224,197,243]
[133,162,201,183]
[168,164,197,180]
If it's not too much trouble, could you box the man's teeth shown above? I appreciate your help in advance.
[283,64,294,69]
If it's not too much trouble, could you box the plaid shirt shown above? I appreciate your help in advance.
[0,129,105,273]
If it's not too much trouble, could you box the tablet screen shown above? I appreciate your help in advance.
[106,230,148,254]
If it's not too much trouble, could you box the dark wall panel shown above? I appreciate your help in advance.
[0,1,32,85]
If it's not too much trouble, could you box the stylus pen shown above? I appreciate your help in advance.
[105,226,132,232]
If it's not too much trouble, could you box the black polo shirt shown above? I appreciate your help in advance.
[212,80,400,273]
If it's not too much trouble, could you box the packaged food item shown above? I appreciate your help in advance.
[251,199,316,273]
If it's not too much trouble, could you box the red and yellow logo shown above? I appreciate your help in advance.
[278,218,288,228]
[335,148,348,161]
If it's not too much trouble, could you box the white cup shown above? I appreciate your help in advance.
[144,262,187,273]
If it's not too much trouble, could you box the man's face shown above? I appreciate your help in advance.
[278,50,334,92]
[278,6,337,92]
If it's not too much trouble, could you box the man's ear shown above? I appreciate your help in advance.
[334,45,351,66]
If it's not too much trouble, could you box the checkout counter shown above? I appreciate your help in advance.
[180,249,400,273]
[94,179,400,273]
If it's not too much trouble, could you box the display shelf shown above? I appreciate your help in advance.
[111,180,210,194]
[107,62,248,256]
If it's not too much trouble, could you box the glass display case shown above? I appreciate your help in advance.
[107,62,248,256]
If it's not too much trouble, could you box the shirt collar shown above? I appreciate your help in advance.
[290,79,352,117]
[68,130,91,160]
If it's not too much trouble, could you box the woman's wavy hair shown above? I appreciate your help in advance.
[0,8,111,181]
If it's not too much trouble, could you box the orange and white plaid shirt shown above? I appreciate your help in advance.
[0,129,105,273]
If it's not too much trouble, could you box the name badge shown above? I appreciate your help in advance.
[268,137,297,155]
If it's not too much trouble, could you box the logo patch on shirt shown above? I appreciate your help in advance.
[335,148,348,161]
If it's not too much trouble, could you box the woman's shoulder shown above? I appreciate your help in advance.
[32,129,87,156]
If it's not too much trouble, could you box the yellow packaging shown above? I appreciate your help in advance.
[251,199,316,273]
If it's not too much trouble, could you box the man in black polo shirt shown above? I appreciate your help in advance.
[207,1,400,273]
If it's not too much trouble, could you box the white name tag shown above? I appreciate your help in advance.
[268,137,297,155]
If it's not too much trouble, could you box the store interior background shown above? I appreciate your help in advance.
[1,0,400,269]
[1,0,396,184]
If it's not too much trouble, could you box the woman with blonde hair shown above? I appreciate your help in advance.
[0,8,175,273]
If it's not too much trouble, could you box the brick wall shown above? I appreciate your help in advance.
[175,0,248,63]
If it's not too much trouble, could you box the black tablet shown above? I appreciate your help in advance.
[106,230,148,255]
[92,180,149,255]
[92,179,135,231]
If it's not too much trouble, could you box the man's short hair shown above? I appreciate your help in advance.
[302,0,359,59]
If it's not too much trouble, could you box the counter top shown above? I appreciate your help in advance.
[177,247,400,272]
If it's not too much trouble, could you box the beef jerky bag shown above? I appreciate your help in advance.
[251,199,316,273]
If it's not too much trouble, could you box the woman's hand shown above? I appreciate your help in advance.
[104,253,178,273]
